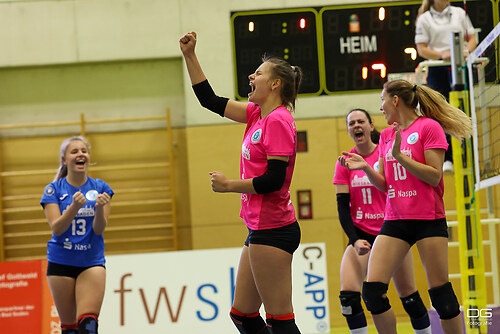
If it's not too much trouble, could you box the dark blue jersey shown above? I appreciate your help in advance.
[41,177,114,267]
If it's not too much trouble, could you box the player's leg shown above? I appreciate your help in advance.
[417,236,463,334]
[231,245,269,334]
[47,262,78,334]
[392,250,431,334]
[339,245,370,334]
[363,235,411,334]
[249,244,300,334]
[75,266,106,334]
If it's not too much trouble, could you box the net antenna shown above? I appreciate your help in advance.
[463,0,468,42]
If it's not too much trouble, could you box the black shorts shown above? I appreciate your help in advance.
[378,218,448,246]
[244,221,301,254]
[349,226,377,246]
[47,262,105,279]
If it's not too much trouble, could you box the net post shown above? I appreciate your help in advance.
[450,29,488,333]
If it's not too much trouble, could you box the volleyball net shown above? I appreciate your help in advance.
[467,22,500,190]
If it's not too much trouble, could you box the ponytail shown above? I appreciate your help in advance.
[383,80,472,140]
[54,164,68,182]
[263,55,303,112]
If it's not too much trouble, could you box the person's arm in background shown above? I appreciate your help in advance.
[416,42,450,60]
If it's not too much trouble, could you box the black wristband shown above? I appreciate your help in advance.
[336,192,359,245]
[192,80,229,117]
[252,159,288,194]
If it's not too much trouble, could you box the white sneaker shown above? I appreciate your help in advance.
[443,160,454,174]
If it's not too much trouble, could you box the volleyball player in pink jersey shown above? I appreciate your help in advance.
[334,108,431,334]
[180,31,302,334]
[339,80,472,334]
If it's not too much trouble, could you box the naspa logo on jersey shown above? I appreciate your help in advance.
[64,238,72,250]
[356,208,363,219]
[251,129,262,144]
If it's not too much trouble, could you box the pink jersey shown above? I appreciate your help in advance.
[240,103,297,230]
[333,146,385,235]
[379,117,448,220]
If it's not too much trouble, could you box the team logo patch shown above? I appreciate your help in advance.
[251,129,262,143]
[85,190,98,201]
[44,186,55,196]
[407,132,419,145]
[373,161,380,172]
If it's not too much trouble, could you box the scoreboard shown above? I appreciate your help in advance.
[321,3,422,93]
[231,0,494,98]
[232,9,321,99]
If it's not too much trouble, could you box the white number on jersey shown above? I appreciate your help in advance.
[393,162,407,181]
[71,219,86,236]
[361,187,372,204]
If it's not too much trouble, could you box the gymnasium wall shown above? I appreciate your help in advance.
[0,0,385,128]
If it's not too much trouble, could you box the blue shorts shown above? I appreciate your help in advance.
[378,218,448,246]
[244,221,301,254]
[47,262,105,279]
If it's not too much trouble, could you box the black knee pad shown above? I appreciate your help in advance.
[400,291,428,319]
[61,325,79,334]
[62,330,79,334]
[339,291,364,316]
[266,315,300,334]
[230,309,269,334]
[362,281,391,315]
[429,282,460,320]
[78,314,98,334]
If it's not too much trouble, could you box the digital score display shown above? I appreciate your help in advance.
[231,1,494,96]
[321,3,421,93]
[321,0,494,93]
[231,9,321,100]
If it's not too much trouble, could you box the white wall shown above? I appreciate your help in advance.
[177,0,387,126]
[0,0,394,131]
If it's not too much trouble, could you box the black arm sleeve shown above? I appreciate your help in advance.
[252,159,288,194]
[192,80,229,117]
[336,192,359,245]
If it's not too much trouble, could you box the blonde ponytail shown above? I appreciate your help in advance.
[383,80,472,140]
[416,85,473,140]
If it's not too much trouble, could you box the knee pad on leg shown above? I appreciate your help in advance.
[78,313,98,334]
[61,324,79,334]
[401,291,430,330]
[401,291,428,319]
[429,282,460,320]
[339,291,367,330]
[339,291,364,316]
[362,281,391,315]
[266,313,300,334]
[230,307,269,334]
